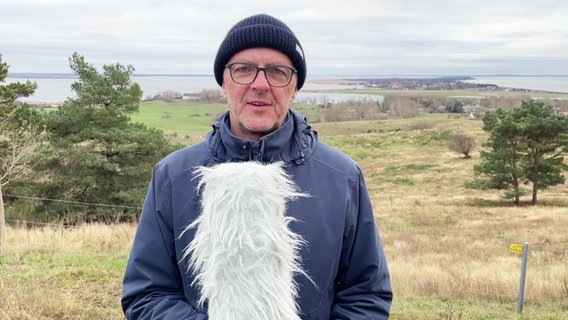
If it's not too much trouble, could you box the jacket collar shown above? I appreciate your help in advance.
[207,109,317,164]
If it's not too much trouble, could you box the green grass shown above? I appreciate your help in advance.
[128,101,326,144]
[129,101,227,137]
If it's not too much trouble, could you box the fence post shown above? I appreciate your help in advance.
[517,242,529,315]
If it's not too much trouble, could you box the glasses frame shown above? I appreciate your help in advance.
[225,62,297,87]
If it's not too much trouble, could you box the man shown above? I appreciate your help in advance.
[122,13,392,319]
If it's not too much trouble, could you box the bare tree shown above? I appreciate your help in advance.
[0,121,45,251]
[0,54,43,252]
[0,182,4,252]
[449,131,476,158]
[384,96,420,118]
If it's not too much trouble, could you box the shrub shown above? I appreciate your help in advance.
[448,131,476,158]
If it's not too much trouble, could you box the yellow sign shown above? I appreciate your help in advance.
[510,244,524,253]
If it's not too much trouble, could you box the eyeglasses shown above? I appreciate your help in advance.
[225,62,297,87]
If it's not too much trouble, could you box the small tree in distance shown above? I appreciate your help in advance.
[448,131,476,158]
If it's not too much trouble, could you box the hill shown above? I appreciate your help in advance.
[2,108,567,319]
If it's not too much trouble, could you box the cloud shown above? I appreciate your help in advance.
[1,0,567,76]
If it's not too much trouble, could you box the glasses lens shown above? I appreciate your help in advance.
[230,63,257,85]
[265,66,293,87]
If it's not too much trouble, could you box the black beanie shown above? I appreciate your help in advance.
[213,14,306,90]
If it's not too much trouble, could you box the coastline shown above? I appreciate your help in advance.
[7,74,568,104]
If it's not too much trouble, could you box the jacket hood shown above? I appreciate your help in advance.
[206,109,318,164]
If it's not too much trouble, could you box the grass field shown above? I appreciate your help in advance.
[128,101,322,145]
[2,100,568,319]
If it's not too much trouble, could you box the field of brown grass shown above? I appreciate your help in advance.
[1,113,567,319]
[315,115,568,319]
[1,224,133,319]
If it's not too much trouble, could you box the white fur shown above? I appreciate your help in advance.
[181,161,309,320]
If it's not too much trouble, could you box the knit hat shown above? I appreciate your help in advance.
[213,14,306,90]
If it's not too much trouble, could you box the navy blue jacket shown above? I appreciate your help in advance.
[122,110,392,319]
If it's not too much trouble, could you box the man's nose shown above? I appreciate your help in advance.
[251,69,271,89]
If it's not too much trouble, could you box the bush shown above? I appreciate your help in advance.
[449,131,476,158]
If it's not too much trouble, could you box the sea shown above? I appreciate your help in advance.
[462,75,568,94]
[4,74,568,104]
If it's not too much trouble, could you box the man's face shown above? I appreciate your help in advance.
[222,48,298,141]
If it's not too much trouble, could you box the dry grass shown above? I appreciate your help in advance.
[314,115,568,319]
[1,114,567,319]
[0,224,134,320]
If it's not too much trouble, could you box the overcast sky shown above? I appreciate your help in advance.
[1,0,567,77]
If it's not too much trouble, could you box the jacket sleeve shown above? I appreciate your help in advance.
[121,168,207,320]
[330,170,393,319]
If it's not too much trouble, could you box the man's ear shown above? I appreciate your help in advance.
[290,89,297,103]
[222,83,227,97]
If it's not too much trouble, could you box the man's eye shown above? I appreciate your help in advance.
[235,65,254,73]
[268,67,287,77]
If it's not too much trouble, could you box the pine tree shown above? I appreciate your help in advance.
[472,101,568,205]
[38,53,181,222]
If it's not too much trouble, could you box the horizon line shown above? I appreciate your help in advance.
[7,72,568,79]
